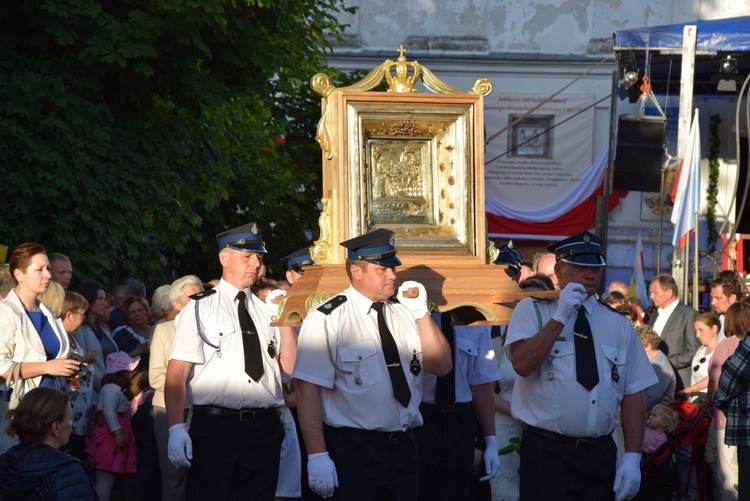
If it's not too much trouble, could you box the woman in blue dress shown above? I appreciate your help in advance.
[0,243,82,453]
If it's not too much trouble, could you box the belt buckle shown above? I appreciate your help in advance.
[575,437,588,447]
[387,431,401,440]
[239,409,254,421]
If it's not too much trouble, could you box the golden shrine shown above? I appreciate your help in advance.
[274,47,540,326]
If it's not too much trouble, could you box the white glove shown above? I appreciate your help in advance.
[265,289,286,318]
[397,281,429,320]
[167,423,192,468]
[551,282,586,324]
[308,452,338,498]
[480,435,501,481]
[613,452,642,501]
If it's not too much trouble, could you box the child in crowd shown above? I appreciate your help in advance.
[643,404,680,453]
[85,352,140,501]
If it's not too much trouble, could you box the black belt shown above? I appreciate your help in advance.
[420,402,473,413]
[193,405,279,422]
[333,426,413,442]
[524,425,612,448]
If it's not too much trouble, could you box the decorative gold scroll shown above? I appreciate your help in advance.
[311,46,493,159]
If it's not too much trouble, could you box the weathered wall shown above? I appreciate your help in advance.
[323,0,750,287]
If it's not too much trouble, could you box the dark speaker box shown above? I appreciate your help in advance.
[614,114,666,192]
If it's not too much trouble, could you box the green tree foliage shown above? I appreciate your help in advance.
[0,0,355,288]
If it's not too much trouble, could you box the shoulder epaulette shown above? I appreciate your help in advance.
[190,288,217,301]
[317,295,347,315]
[598,299,628,316]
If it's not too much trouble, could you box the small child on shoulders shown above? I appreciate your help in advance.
[643,404,680,453]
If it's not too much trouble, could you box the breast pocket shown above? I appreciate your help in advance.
[601,345,626,388]
[547,341,575,380]
[204,323,235,344]
[339,340,382,385]
[456,336,478,371]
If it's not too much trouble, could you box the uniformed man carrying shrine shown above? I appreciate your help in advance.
[293,228,452,500]
[505,231,657,501]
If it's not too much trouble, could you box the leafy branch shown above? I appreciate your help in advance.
[706,114,721,253]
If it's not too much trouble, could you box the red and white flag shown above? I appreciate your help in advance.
[670,109,701,250]
[629,232,649,305]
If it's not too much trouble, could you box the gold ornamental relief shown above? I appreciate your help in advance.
[310,196,335,264]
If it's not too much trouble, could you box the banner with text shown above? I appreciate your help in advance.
[484,93,597,237]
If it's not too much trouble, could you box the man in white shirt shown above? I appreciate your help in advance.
[165,222,296,501]
[648,274,700,391]
[293,229,452,500]
[507,231,656,501]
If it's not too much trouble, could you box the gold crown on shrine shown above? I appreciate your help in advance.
[384,46,421,93]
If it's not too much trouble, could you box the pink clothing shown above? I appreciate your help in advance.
[643,427,667,454]
[85,412,137,474]
[709,336,742,430]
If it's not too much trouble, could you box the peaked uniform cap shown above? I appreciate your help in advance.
[495,240,523,269]
[548,231,605,267]
[216,222,267,253]
[341,228,402,267]
[281,247,314,274]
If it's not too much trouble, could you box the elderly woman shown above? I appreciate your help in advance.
[0,244,79,407]
[112,296,152,363]
[58,292,95,461]
[0,386,97,500]
[636,324,677,410]
[150,284,174,325]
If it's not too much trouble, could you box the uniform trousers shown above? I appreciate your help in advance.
[415,403,477,501]
[324,424,418,501]
[520,426,616,501]
[187,406,284,501]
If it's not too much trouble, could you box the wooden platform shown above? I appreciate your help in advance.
[272,263,558,327]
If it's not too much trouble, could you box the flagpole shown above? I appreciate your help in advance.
[693,211,700,309]
[683,234,690,304]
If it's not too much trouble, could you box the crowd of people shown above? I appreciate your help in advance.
[1,228,750,500]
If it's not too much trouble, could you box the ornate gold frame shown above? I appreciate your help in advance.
[309,47,493,265]
[274,48,534,327]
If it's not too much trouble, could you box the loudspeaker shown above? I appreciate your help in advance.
[614,114,666,192]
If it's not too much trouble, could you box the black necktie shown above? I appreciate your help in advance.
[435,312,456,405]
[574,306,598,391]
[237,291,263,382]
[371,302,411,407]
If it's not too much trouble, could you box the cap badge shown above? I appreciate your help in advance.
[389,235,395,246]
[250,223,258,235]
[583,234,591,243]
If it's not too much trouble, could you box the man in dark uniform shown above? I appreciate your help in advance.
[281,247,315,286]
[165,222,296,501]
[279,246,319,500]
[495,240,523,283]
[293,229,452,500]
[505,231,657,501]
[416,311,500,500]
